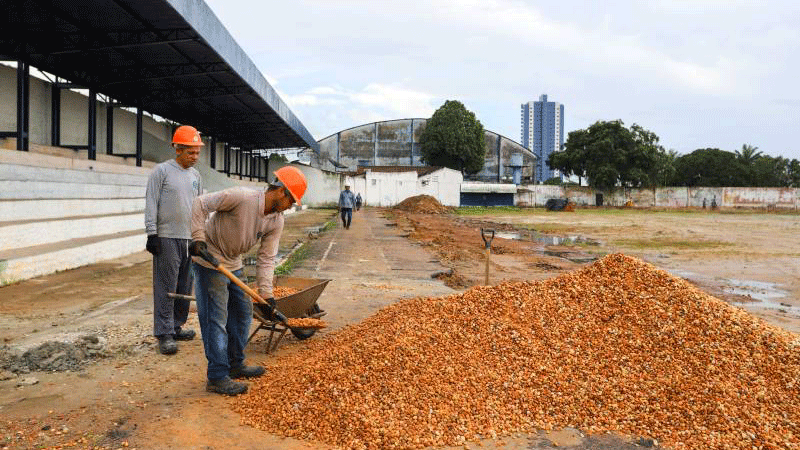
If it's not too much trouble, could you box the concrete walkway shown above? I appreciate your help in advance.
[287,207,454,330]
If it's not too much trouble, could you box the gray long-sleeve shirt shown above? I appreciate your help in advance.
[191,187,283,298]
[339,189,356,209]
[145,159,202,238]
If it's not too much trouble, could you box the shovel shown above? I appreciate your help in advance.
[194,247,326,331]
[481,228,494,285]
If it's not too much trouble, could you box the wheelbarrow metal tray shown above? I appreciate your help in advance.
[253,276,331,318]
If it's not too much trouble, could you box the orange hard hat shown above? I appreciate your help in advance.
[274,166,307,205]
[172,125,204,146]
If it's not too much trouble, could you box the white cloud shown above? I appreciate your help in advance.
[205,0,800,158]
[278,82,439,138]
[432,0,737,94]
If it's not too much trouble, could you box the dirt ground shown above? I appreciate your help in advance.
[1,205,797,449]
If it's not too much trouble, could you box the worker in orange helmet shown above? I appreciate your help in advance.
[188,166,307,396]
[145,125,203,355]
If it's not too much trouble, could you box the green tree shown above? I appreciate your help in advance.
[751,155,789,187]
[788,159,800,187]
[735,144,762,164]
[548,120,667,189]
[672,148,746,186]
[268,153,288,163]
[419,100,486,174]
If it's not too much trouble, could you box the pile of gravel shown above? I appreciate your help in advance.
[0,335,107,374]
[234,254,800,450]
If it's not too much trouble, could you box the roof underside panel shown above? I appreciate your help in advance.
[0,0,318,151]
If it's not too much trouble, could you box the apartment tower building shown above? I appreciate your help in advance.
[521,94,564,182]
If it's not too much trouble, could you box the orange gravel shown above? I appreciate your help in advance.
[234,254,800,450]
[273,286,299,298]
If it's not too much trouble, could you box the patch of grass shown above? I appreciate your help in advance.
[275,243,310,275]
[455,206,526,215]
[613,237,734,250]
[518,223,580,233]
[321,220,337,232]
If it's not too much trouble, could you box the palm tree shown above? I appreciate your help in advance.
[735,144,762,165]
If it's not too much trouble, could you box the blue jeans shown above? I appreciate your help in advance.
[193,263,252,381]
[340,208,352,228]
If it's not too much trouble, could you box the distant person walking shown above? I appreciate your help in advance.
[145,125,204,355]
[338,184,356,229]
[355,193,362,211]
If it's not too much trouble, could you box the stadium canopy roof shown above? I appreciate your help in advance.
[0,0,318,151]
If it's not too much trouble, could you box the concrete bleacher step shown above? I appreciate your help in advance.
[0,211,145,252]
[0,198,145,222]
[0,229,145,286]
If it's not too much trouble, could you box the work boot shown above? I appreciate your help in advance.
[157,335,177,355]
[174,328,196,341]
[206,377,247,396]
[229,365,266,379]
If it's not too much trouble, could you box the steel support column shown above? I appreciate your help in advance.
[209,136,216,169]
[496,135,502,182]
[51,81,60,147]
[236,148,242,179]
[16,61,30,151]
[87,90,97,160]
[106,102,114,155]
[223,143,230,174]
[135,107,143,167]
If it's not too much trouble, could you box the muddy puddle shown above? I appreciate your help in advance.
[494,231,601,247]
[723,278,800,314]
[669,269,800,316]
[493,231,601,263]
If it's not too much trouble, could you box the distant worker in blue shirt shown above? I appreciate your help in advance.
[338,184,356,230]
[355,193,362,211]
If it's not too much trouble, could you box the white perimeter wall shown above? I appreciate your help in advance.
[514,184,800,209]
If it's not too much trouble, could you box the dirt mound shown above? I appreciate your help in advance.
[393,195,449,214]
[234,254,800,450]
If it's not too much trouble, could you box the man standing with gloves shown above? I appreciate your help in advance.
[189,166,307,396]
[145,125,203,355]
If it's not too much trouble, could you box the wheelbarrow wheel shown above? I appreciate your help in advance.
[291,304,322,340]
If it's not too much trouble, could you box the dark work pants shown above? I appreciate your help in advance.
[340,208,352,228]
[152,237,192,337]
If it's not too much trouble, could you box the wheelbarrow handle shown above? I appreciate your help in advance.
[481,228,495,249]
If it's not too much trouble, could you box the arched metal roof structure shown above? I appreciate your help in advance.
[0,0,317,151]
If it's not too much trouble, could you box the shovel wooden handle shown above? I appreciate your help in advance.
[214,264,268,304]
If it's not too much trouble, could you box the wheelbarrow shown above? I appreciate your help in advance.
[168,275,330,353]
[248,276,331,353]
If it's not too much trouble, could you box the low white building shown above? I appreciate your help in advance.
[346,166,463,207]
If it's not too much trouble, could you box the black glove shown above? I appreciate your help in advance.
[263,297,288,322]
[146,235,160,256]
[188,240,207,256]
[189,240,219,266]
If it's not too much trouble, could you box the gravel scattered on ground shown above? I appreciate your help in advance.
[233,254,800,450]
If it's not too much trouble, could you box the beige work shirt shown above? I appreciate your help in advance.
[191,187,283,298]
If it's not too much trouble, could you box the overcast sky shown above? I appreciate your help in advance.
[205,0,800,159]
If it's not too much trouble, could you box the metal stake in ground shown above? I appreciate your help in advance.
[481,228,495,285]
